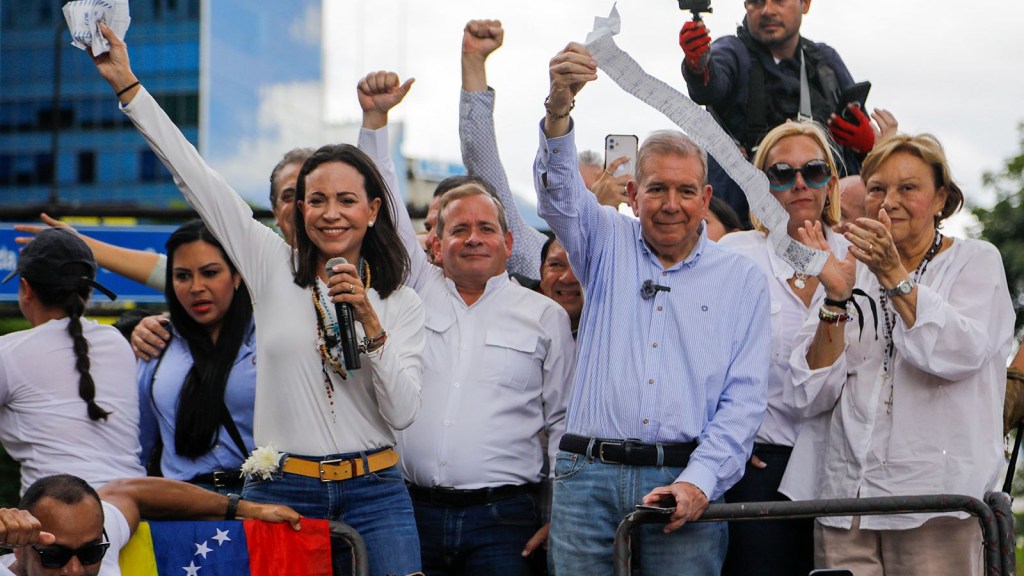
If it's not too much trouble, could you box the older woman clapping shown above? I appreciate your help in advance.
[791,134,1014,576]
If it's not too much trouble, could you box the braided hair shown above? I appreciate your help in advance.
[28,265,111,421]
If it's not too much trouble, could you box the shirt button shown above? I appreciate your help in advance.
[440,461,447,467]
[553,148,560,155]
[652,342,658,348]
[661,271,667,277]
[642,418,649,424]
[657,306,663,312]
[444,420,452,426]
[648,379,654,385]
[461,344,469,351]
[453,382,460,388]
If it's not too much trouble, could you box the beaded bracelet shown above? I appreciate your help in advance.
[360,330,387,354]
[544,96,574,119]
[818,305,851,324]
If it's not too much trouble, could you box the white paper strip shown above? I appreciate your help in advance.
[585,5,827,275]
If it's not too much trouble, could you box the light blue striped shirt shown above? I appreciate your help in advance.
[533,122,770,500]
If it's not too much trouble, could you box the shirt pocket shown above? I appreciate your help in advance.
[484,328,540,392]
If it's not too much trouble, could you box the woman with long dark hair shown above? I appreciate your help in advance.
[137,220,255,494]
[0,228,145,494]
[88,23,425,576]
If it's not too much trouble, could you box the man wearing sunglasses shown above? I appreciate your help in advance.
[0,474,300,576]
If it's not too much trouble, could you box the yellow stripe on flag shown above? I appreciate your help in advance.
[119,521,159,576]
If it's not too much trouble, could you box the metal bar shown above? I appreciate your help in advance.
[328,521,370,576]
[613,494,1001,576]
[985,491,1016,576]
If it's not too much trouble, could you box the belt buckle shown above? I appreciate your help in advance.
[598,441,623,464]
[211,471,229,489]
[318,458,353,482]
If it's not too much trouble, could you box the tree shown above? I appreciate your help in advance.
[973,121,1024,333]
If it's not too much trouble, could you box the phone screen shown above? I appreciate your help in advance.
[605,134,639,178]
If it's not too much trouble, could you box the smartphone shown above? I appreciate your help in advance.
[634,504,675,514]
[835,81,871,123]
[605,134,639,178]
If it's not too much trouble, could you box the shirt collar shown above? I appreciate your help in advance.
[636,221,707,272]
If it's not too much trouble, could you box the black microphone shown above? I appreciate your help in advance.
[325,257,361,370]
[641,280,671,300]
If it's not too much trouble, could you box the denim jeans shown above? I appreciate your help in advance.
[549,451,727,576]
[413,492,542,576]
[242,451,421,576]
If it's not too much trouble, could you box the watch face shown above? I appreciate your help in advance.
[896,279,913,295]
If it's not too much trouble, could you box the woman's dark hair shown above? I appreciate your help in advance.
[291,144,410,297]
[28,267,110,422]
[163,220,253,459]
[708,196,743,234]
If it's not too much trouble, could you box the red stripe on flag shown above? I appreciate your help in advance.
[243,518,333,576]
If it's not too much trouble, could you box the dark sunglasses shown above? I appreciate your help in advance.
[765,159,832,191]
[32,536,110,569]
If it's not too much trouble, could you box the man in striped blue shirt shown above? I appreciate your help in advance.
[534,42,770,575]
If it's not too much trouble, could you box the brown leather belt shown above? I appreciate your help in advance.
[281,448,399,482]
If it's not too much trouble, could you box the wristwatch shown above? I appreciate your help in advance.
[885,278,915,298]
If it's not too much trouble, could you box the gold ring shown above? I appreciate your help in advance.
[348,286,356,295]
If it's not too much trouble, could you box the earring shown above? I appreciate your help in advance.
[368,221,375,228]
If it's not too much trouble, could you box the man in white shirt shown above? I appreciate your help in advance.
[356,71,575,575]
[0,474,299,576]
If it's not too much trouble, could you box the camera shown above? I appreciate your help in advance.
[678,0,713,20]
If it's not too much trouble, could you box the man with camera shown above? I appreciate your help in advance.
[679,0,872,227]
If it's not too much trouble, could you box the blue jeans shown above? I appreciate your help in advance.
[242,452,421,576]
[550,451,727,576]
[413,492,542,576]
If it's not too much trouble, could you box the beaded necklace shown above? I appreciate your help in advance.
[879,230,942,414]
[310,258,371,419]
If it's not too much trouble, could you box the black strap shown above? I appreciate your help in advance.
[145,348,169,477]
[220,407,249,458]
[1004,423,1023,494]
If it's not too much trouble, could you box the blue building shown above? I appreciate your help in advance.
[0,0,322,214]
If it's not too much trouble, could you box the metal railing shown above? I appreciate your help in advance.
[329,521,370,576]
[613,493,1014,576]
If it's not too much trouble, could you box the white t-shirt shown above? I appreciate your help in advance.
[0,318,145,494]
[0,501,130,576]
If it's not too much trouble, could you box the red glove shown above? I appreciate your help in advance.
[829,104,875,154]
[679,21,711,72]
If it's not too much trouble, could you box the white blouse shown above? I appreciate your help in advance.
[122,88,425,456]
[785,237,1013,529]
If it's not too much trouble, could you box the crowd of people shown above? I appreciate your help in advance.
[0,3,1019,576]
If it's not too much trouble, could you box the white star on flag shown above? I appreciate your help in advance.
[194,540,212,559]
[183,560,201,576]
[212,528,231,546]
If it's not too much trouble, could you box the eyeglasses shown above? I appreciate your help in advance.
[32,539,110,569]
[765,159,832,191]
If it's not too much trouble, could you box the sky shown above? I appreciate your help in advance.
[318,0,1024,238]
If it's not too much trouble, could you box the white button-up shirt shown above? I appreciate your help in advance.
[360,127,575,489]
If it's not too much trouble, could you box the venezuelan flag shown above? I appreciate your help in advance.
[120,519,332,576]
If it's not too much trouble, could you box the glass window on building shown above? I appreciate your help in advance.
[78,151,96,184]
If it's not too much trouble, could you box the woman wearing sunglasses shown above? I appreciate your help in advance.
[790,134,1012,575]
[717,121,847,576]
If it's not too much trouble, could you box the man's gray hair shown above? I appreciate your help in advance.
[636,131,708,186]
